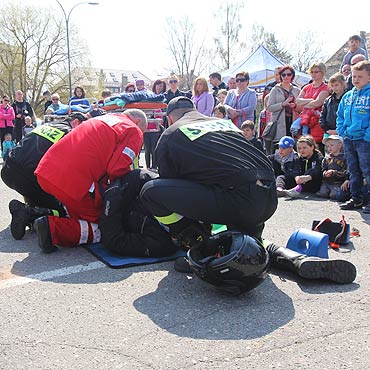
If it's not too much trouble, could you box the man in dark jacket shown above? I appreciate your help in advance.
[42,90,53,113]
[141,97,277,243]
[1,113,87,240]
[12,90,34,143]
[209,72,227,98]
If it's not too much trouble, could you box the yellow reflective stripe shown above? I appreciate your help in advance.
[262,239,271,250]
[32,126,64,143]
[133,156,139,169]
[51,210,59,217]
[155,213,181,225]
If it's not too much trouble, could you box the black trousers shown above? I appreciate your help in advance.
[1,159,65,214]
[143,131,161,169]
[99,169,176,257]
[140,178,278,241]
[13,119,24,143]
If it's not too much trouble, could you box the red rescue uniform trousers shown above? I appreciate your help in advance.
[37,177,103,247]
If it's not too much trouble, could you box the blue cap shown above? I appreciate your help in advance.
[278,136,295,149]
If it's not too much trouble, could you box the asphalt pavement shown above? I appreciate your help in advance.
[0,157,369,370]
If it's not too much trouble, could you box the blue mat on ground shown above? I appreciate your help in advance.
[84,242,186,269]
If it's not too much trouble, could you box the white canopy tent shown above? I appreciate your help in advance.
[221,45,311,88]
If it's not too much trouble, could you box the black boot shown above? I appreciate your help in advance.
[9,199,32,240]
[8,199,54,240]
[267,243,356,284]
[174,256,193,273]
[33,216,58,253]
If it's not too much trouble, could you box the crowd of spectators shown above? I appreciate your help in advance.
[1,34,369,216]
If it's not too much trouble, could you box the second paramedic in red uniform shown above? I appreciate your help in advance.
[34,109,148,252]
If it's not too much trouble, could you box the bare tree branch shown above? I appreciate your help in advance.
[165,16,208,90]
[0,3,91,116]
[213,1,245,70]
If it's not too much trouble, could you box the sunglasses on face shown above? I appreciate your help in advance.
[281,73,293,77]
[169,80,178,84]
[236,78,247,82]
[52,98,59,101]
[127,89,135,93]
[3,99,9,102]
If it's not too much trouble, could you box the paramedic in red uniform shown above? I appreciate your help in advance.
[33,109,148,253]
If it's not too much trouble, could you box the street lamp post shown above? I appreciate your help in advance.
[55,0,99,98]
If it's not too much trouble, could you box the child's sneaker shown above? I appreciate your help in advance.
[283,188,302,199]
[340,199,363,210]
[362,204,370,214]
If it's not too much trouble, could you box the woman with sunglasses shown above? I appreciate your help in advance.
[164,75,187,104]
[48,94,63,112]
[224,71,257,128]
[266,65,301,154]
[0,95,15,146]
[125,83,136,93]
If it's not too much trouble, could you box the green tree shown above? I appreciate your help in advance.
[213,1,246,70]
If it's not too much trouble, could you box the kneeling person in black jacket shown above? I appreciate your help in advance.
[99,169,177,257]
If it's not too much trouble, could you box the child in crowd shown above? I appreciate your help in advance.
[213,104,227,119]
[268,136,300,197]
[337,61,370,213]
[341,64,351,78]
[283,135,323,198]
[99,90,112,104]
[22,116,34,137]
[257,93,271,140]
[319,73,347,136]
[216,89,228,104]
[316,135,348,200]
[2,133,15,161]
[241,120,264,152]
[340,34,367,71]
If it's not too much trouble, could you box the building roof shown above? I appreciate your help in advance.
[72,67,152,91]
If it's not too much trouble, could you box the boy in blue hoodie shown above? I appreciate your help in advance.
[337,60,370,213]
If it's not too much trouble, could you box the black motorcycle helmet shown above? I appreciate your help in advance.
[187,231,269,295]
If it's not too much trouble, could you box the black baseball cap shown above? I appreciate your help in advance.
[89,108,107,118]
[69,112,88,122]
[166,96,195,116]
